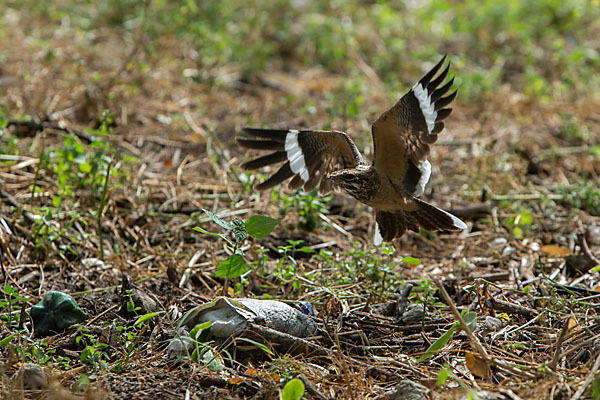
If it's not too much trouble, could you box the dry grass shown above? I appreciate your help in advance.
[1,2,600,399]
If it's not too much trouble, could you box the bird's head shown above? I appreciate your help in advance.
[328,165,375,199]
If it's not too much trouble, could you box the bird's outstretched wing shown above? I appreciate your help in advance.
[238,128,364,192]
[371,55,456,198]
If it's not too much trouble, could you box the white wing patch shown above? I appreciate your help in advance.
[374,223,383,245]
[284,130,309,182]
[414,159,431,197]
[440,208,467,230]
[412,82,437,133]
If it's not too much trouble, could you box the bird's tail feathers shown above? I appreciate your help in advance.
[374,199,466,244]
[409,198,466,232]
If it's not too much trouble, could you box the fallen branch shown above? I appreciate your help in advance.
[483,297,537,318]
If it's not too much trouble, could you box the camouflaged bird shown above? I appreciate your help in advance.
[237,56,467,244]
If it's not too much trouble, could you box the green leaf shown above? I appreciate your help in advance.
[401,256,421,266]
[418,323,458,362]
[590,146,600,158]
[512,226,523,239]
[297,246,315,253]
[52,196,62,208]
[190,321,213,340]
[282,378,305,400]
[0,334,14,347]
[592,373,600,399]
[194,226,227,240]
[235,337,274,355]
[134,311,164,327]
[214,254,248,278]
[245,215,280,238]
[202,209,234,231]
[78,162,92,173]
[348,102,359,118]
[461,310,478,332]
[518,210,533,226]
[437,365,451,387]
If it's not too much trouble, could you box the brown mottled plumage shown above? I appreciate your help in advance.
[237,56,466,244]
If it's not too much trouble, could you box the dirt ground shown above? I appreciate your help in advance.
[1,3,600,400]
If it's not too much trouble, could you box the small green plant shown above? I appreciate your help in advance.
[0,116,19,165]
[418,310,477,362]
[25,340,71,369]
[274,240,314,289]
[75,326,109,371]
[6,333,71,369]
[436,363,478,398]
[557,113,592,143]
[195,210,279,279]
[30,206,84,255]
[504,208,534,239]
[175,321,226,372]
[561,182,600,216]
[314,245,404,290]
[124,289,142,315]
[43,110,120,200]
[0,284,31,330]
[337,247,383,285]
[412,277,445,311]
[235,170,264,194]
[274,189,330,231]
[326,77,365,126]
[109,312,162,372]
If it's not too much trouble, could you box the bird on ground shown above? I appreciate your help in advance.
[237,55,467,244]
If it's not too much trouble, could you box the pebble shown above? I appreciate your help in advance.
[491,237,507,246]
[482,316,504,331]
[16,363,47,390]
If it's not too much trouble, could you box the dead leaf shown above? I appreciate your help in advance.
[465,352,491,379]
[565,317,581,343]
[541,245,572,257]
[227,377,244,385]
[270,372,281,382]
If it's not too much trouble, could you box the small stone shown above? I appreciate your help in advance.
[402,304,426,323]
[17,363,47,390]
[491,238,507,246]
[502,246,515,257]
[482,316,504,331]
[376,380,429,400]
[157,114,172,125]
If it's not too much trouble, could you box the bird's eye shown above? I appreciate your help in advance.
[343,174,354,181]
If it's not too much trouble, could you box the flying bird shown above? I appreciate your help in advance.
[237,55,467,244]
